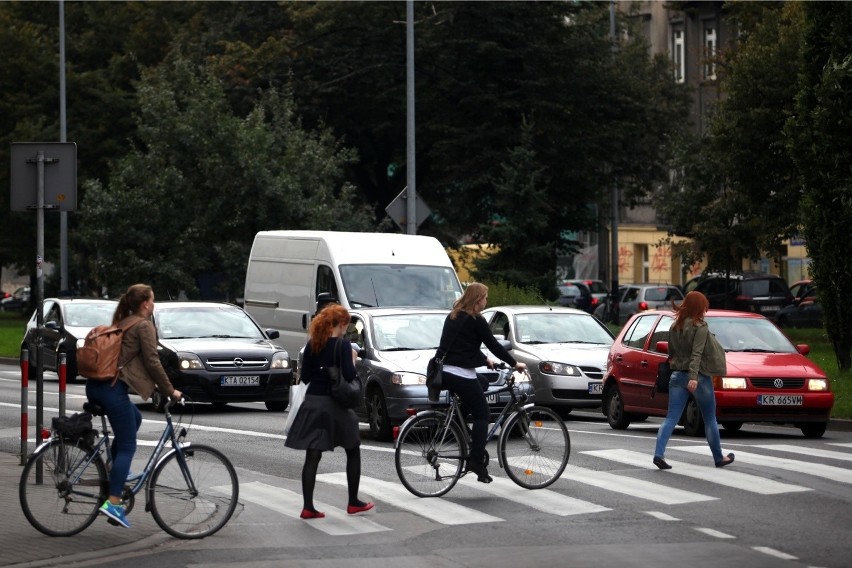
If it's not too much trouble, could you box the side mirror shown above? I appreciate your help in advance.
[265,329,280,339]
[796,344,810,355]
[655,341,669,354]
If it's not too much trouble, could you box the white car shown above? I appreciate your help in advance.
[481,305,614,417]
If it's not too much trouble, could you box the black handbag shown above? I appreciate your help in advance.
[327,339,362,409]
[426,355,444,402]
[651,360,672,398]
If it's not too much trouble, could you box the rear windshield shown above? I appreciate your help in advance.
[644,287,682,302]
[585,281,609,294]
[741,278,789,297]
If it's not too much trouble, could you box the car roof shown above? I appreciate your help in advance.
[154,301,243,310]
[622,283,680,288]
[483,305,590,315]
[348,307,451,317]
[632,308,770,320]
[44,297,116,304]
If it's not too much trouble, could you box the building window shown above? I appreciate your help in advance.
[704,25,717,80]
[672,28,685,83]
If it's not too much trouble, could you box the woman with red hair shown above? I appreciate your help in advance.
[653,291,735,469]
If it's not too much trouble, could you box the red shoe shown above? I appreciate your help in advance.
[300,508,325,519]
[346,502,375,515]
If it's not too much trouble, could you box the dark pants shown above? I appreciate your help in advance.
[85,380,142,498]
[442,371,489,463]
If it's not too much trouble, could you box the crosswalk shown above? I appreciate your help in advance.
[242,442,849,535]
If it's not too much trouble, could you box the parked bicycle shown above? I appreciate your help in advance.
[19,397,239,539]
[394,364,570,497]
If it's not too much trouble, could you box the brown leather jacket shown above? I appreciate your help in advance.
[117,316,176,401]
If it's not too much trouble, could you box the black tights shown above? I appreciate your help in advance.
[301,447,367,512]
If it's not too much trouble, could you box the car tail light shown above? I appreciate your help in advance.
[638,301,648,311]
[590,297,599,307]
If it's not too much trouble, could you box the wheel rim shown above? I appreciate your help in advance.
[368,392,386,435]
[609,391,623,423]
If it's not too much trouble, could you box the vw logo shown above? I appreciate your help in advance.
[773,378,784,388]
[234,358,244,367]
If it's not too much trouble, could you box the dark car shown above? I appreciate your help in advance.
[21,298,118,382]
[151,302,292,412]
[775,285,822,328]
[344,307,534,441]
[692,273,793,317]
[602,309,833,438]
[563,279,609,314]
[1,286,31,314]
[556,282,592,312]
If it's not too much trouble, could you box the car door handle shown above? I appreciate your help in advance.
[640,360,649,368]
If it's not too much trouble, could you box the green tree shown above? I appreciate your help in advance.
[787,3,852,370]
[78,57,374,298]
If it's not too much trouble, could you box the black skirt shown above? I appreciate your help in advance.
[284,394,360,451]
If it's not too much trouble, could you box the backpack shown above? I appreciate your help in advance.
[77,317,143,382]
[51,411,97,446]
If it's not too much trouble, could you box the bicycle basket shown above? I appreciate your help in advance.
[51,411,97,446]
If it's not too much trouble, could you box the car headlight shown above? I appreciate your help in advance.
[807,378,829,391]
[270,351,290,369]
[391,372,427,386]
[718,377,747,389]
[539,361,581,376]
[176,352,204,370]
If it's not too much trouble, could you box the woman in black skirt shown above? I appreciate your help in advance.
[284,304,373,519]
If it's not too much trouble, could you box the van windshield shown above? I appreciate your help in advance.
[340,265,462,309]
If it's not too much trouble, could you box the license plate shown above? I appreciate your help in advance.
[221,376,260,386]
[486,393,498,404]
[588,382,603,395]
[761,305,780,313]
[757,394,803,405]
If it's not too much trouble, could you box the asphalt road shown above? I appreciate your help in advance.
[2,364,851,568]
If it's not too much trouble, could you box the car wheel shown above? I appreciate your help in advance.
[366,388,393,442]
[799,422,827,438]
[605,386,631,430]
[721,421,743,433]
[212,402,228,411]
[265,400,287,412]
[150,390,166,414]
[681,398,704,437]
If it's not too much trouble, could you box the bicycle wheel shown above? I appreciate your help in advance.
[500,406,570,490]
[395,413,467,497]
[19,439,107,537]
[148,444,239,539]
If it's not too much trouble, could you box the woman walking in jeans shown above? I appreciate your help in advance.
[653,291,734,469]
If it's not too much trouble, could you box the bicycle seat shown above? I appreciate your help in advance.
[82,402,106,416]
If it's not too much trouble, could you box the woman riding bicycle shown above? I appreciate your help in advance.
[85,284,182,529]
[435,283,526,483]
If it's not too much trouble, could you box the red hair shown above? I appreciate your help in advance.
[309,304,350,353]
[672,291,709,330]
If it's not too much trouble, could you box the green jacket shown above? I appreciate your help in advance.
[668,319,727,380]
[117,316,177,401]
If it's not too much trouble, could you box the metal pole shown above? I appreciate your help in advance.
[609,1,620,324]
[405,0,416,235]
[20,349,29,465]
[59,0,69,292]
[36,152,46,460]
[59,352,67,417]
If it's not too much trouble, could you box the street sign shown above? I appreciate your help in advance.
[385,187,431,230]
[10,142,77,212]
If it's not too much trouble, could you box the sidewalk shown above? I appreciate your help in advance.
[1,451,171,568]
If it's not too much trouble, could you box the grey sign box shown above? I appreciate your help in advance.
[10,142,77,212]
[385,187,431,229]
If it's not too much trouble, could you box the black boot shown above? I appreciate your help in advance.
[466,457,492,483]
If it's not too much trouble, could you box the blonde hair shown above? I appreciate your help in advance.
[309,304,351,353]
[672,291,709,330]
[450,282,488,319]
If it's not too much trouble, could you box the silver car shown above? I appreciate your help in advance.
[594,283,683,325]
[346,307,533,441]
[481,305,615,416]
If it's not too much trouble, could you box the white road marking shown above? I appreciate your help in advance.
[558,464,716,505]
[695,527,735,539]
[752,444,852,462]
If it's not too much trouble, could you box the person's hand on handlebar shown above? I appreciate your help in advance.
[514,362,527,372]
[171,389,183,402]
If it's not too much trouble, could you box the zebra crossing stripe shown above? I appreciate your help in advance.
[238,481,391,536]
[582,449,810,495]
[752,444,852,462]
[672,446,852,484]
[317,472,503,525]
[558,464,716,505]
[452,471,610,516]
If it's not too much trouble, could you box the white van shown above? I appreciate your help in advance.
[244,230,463,360]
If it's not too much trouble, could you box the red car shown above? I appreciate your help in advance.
[602,309,833,438]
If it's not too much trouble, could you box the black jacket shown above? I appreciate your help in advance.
[302,337,356,396]
[439,312,516,369]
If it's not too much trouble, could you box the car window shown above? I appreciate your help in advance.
[648,316,673,353]
[488,311,511,339]
[586,281,609,294]
[64,303,115,327]
[346,315,365,347]
[515,313,613,345]
[558,285,581,296]
[741,279,773,296]
[622,287,639,303]
[156,306,264,339]
[644,287,681,302]
[622,315,657,349]
[44,302,60,324]
[706,316,797,352]
[372,313,445,350]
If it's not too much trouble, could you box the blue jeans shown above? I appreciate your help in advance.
[654,371,724,463]
[441,371,489,463]
[85,380,142,498]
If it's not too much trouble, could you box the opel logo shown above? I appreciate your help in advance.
[773,378,783,388]
[234,358,244,367]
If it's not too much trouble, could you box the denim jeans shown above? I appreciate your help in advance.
[441,371,489,463]
[85,380,142,497]
[654,371,724,463]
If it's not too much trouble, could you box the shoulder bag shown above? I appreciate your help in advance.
[651,359,672,398]
[327,338,362,409]
[426,316,465,402]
